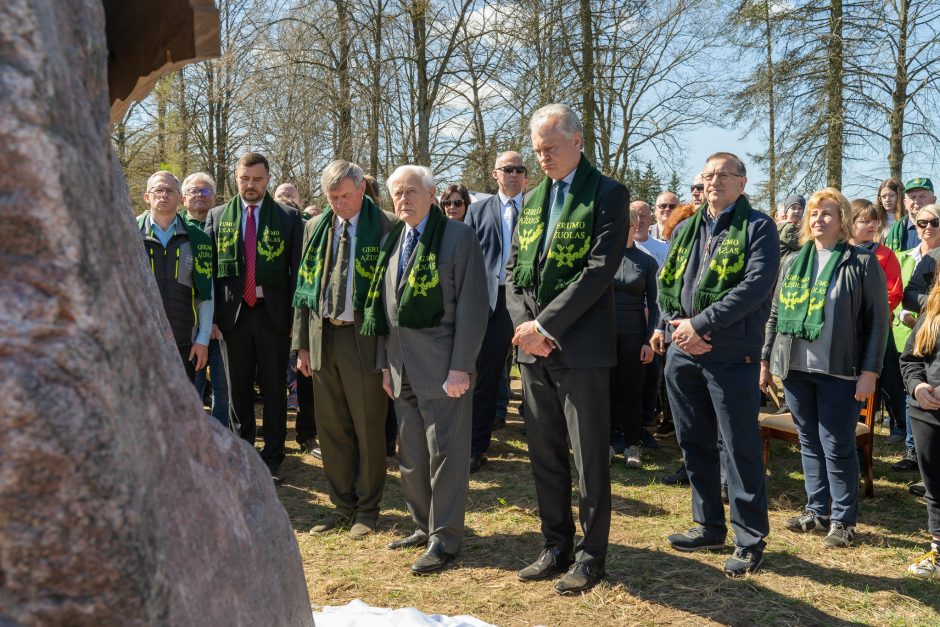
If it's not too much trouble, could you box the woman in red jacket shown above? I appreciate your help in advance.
[850,198,905,441]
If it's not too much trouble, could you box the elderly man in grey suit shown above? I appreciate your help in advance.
[464,150,527,472]
[507,103,629,595]
[361,165,488,575]
[292,160,397,540]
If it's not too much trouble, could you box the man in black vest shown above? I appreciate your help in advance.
[139,171,214,382]
[205,153,304,483]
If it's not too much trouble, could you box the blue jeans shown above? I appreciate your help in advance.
[194,339,229,428]
[783,370,861,526]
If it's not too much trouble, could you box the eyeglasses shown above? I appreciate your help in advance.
[147,187,179,196]
[496,166,527,175]
[916,218,940,229]
[701,172,744,183]
[691,185,704,192]
[185,188,214,197]
[441,199,465,208]
[657,203,678,210]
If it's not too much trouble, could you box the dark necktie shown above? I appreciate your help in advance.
[399,228,420,284]
[243,204,257,306]
[507,198,518,235]
[328,219,350,318]
[546,180,567,241]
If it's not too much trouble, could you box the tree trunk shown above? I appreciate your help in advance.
[888,0,909,179]
[825,0,844,189]
[764,0,777,208]
[334,0,353,160]
[369,0,384,176]
[412,1,431,166]
[579,0,596,161]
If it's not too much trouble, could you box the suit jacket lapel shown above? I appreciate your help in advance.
[489,195,504,251]
[387,229,404,309]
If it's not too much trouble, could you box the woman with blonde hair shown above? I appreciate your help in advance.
[892,204,940,471]
[761,188,889,548]
[899,276,940,577]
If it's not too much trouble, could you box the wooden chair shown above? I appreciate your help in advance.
[759,388,878,498]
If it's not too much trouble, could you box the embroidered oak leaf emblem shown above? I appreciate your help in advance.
[709,253,744,280]
[257,229,285,262]
[355,258,375,281]
[548,238,590,268]
[518,224,543,250]
[218,227,239,255]
[408,269,440,296]
[659,259,688,286]
[193,254,212,278]
[808,296,825,313]
[299,257,322,284]
[779,291,808,310]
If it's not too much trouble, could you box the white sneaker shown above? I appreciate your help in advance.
[908,543,939,579]
[624,445,642,468]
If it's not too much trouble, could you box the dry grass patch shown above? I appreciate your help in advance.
[267,400,940,626]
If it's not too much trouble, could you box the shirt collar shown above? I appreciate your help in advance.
[497,191,524,208]
[147,212,180,235]
[405,212,430,237]
[554,168,577,187]
[240,196,263,212]
[334,211,360,229]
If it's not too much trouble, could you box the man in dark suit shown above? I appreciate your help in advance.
[293,160,396,539]
[464,150,527,472]
[506,104,629,595]
[365,165,488,575]
[205,152,303,483]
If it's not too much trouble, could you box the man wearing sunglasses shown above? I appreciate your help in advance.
[465,151,527,473]
[690,173,705,207]
[650,191,680,240]
[180,173,229,429]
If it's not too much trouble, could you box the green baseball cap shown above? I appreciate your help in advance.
[905,177,934,193]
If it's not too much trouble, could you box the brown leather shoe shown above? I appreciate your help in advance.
[309,512,349,534]
[348,521,375,540]
[554,562,606,595]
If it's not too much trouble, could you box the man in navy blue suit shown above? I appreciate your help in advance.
[464,151,527,472]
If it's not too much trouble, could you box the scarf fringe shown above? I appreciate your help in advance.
[777,320,822,342]
[513,265,535,289]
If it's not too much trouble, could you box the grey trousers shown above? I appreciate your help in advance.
[312,324,388,524]
[395,372,472,554]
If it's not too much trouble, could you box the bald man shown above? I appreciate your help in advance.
[464,150,527,471]
[650,191,680,240]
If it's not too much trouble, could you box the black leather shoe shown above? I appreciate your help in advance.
[657,465,690,486]
[554,562,606,595]
[411,540,456,575]
[470,454,487,474]
[388,530,428,550]
[268,463,283,485]
[517,547,575,581]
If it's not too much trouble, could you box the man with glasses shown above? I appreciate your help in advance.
[180,173,229,428]
[138,171,214,384]
[690,174,705,207]
[650,191,680,240]
[651,152,779,577]
[465,151,527,472]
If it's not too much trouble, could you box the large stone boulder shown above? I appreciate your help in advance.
[0,1,313,625]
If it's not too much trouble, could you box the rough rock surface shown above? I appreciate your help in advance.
[0,1,313,625]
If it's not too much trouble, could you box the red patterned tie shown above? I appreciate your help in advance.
[243,204,257,307]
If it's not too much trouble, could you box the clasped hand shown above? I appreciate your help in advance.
[512,320,555,357]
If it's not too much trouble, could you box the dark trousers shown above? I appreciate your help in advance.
[910,418,940,536]
[641,353,661,425]
[295,368,316,443]
[385,399,397,456]
[177,343,196,382]
[470,288,514,458]
[521,361,611,566]
[312,324,387,523]
[665,349,769,549]
[221,304,290,470]
[783,370,861,525]
[611,333,645,446]
[880,335,906,432]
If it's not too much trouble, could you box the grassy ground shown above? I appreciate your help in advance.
[269,388,940,626]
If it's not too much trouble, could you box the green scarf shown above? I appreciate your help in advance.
[361,205,447,336]
[658,195,752,316]
[137,213,213,301]
[292,196,384,312]
[776,241,846,341]
[511,155,601,306]
[215,192,287,288]
[883,215,907,252]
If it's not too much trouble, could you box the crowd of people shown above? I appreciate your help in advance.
[137,103,939,594]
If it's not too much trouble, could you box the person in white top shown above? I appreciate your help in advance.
[632,200,667,267]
